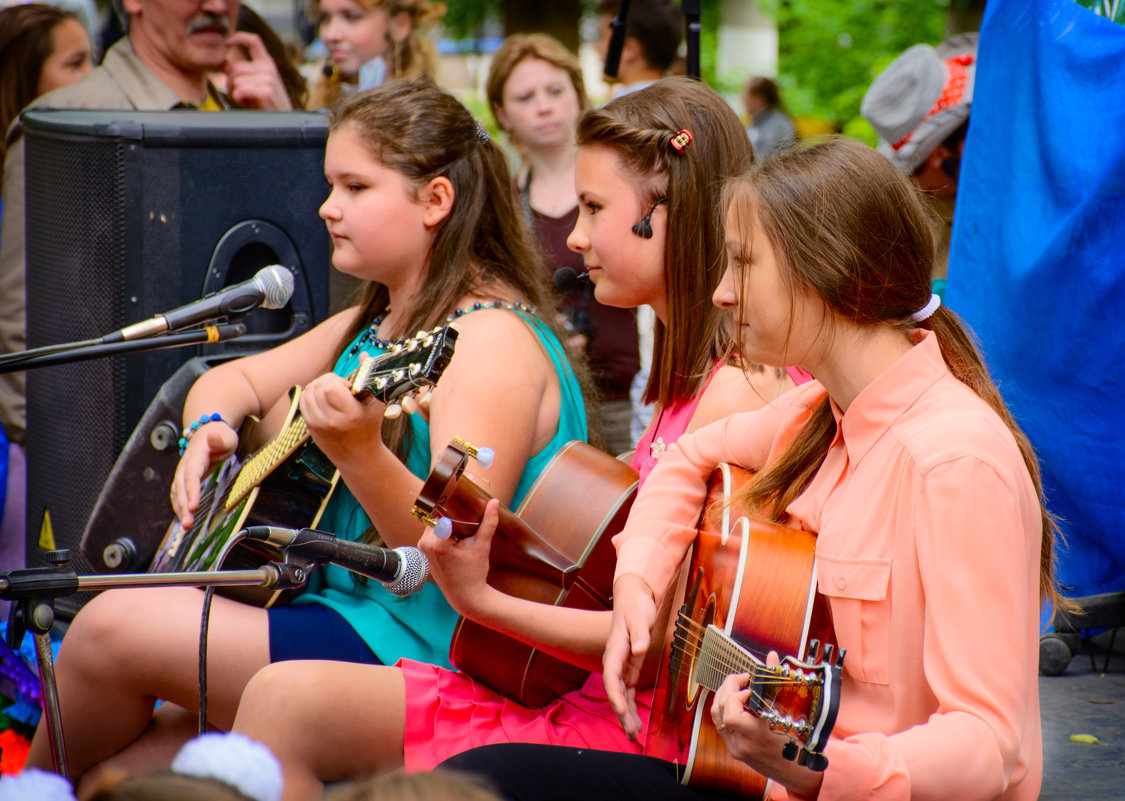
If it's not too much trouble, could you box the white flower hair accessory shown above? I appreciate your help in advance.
[171,732,283,801]
[0,768,77,801]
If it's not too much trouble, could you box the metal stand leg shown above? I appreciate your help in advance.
[32,621,67,776]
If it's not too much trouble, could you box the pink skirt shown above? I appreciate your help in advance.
[399,659,652,772]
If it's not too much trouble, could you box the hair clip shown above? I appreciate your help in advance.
[475,121,491,146]
[669,129,693,154]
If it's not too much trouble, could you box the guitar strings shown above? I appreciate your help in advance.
[674,617,795,685]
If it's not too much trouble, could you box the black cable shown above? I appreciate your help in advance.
[198,585,216,735]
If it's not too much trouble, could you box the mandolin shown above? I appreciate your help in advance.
[644,463,842,799]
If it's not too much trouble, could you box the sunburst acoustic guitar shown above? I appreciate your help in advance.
[643,463,843,799]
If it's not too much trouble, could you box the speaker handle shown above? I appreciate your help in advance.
[203,220,315,353]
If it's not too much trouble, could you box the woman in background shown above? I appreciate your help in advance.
[306,0,445,109]
[486,33,640,455]
[0,2,92,179]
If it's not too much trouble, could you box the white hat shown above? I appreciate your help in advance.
[861,33,979,174]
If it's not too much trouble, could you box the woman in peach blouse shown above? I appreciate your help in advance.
[441,139,1067,801]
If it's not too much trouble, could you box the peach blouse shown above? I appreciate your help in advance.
[613,332,1043,801]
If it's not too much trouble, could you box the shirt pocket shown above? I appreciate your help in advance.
[815,555,892,686]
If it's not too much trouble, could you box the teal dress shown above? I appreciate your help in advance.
[292,311,587,667]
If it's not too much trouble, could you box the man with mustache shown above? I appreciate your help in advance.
[0,0,292,559]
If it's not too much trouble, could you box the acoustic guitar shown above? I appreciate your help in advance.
[644,463,842,799]
[411,437,639,708]
[149,325,458,607]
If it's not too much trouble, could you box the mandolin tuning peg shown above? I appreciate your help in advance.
[821,643,834,665]
[782,741,799,761]
[384,403,403,419]
[808,639,820,660]
[836,647,846,667]
[401,396,420,416]
[418,390,433,409]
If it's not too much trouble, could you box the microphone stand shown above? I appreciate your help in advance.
[1,548,307,777]
[683,0,702,80]
[0,323,248,374]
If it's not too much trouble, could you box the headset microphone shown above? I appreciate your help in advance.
[632,196,669,239]
[553,267,590,292]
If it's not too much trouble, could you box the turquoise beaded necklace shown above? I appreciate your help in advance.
[349,299,537,356]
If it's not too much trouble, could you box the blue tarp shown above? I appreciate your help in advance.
[946,0,1125,603]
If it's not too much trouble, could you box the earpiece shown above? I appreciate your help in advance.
[631,196,668,239]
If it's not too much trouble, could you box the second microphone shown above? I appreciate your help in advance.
[242,526,429,597]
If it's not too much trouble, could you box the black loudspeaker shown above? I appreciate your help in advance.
[20,110,335,610]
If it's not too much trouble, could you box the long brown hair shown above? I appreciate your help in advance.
[576,77,755,409]
[325,79,584,547]
[0,3,81,175]
[726,137,1066,609]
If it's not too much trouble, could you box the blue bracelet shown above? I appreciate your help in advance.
[178,413,231,456]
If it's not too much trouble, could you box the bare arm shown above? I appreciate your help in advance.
[302,309,562,549]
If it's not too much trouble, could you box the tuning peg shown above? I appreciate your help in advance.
[782,741,799,761]
[452,437,494,468]
[401,396,420,416]
[418,390,433,409]
[384,403,403,419]
[433,517,453,540]
[801,750,829,772]
[822,643,834,665]
[808,639,820,660]
[836,647,846,667]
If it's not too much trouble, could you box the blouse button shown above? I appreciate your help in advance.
[836,577,847,591]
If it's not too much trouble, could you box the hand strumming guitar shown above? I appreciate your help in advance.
[602,573,659,741]
[171,420,238,529]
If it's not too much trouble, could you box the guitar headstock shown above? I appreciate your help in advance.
[411,437,496,537]
[352,326,459,403]
[745,639,842,770]
[695,623,841,769]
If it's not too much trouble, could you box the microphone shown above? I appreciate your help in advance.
[553,266,590,293]
[242,526,429,597]
[102,265,295,343]
[603,0,631,80]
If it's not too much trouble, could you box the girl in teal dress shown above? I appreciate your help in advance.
[26,79,588,783]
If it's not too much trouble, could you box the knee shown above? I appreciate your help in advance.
[236,662,319,733]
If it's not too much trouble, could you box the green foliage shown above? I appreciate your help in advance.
[771,0,951,140]
[440,0,501,39]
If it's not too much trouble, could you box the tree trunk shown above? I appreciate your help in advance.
[502,0,583,53]
[947,0,987,34]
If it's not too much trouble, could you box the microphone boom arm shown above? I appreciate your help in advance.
[0,323,248,374]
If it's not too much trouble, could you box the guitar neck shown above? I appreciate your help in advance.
[225,412,312,512]
[693,623,765,692]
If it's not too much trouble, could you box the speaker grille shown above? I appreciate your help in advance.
[25,134,130,579]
